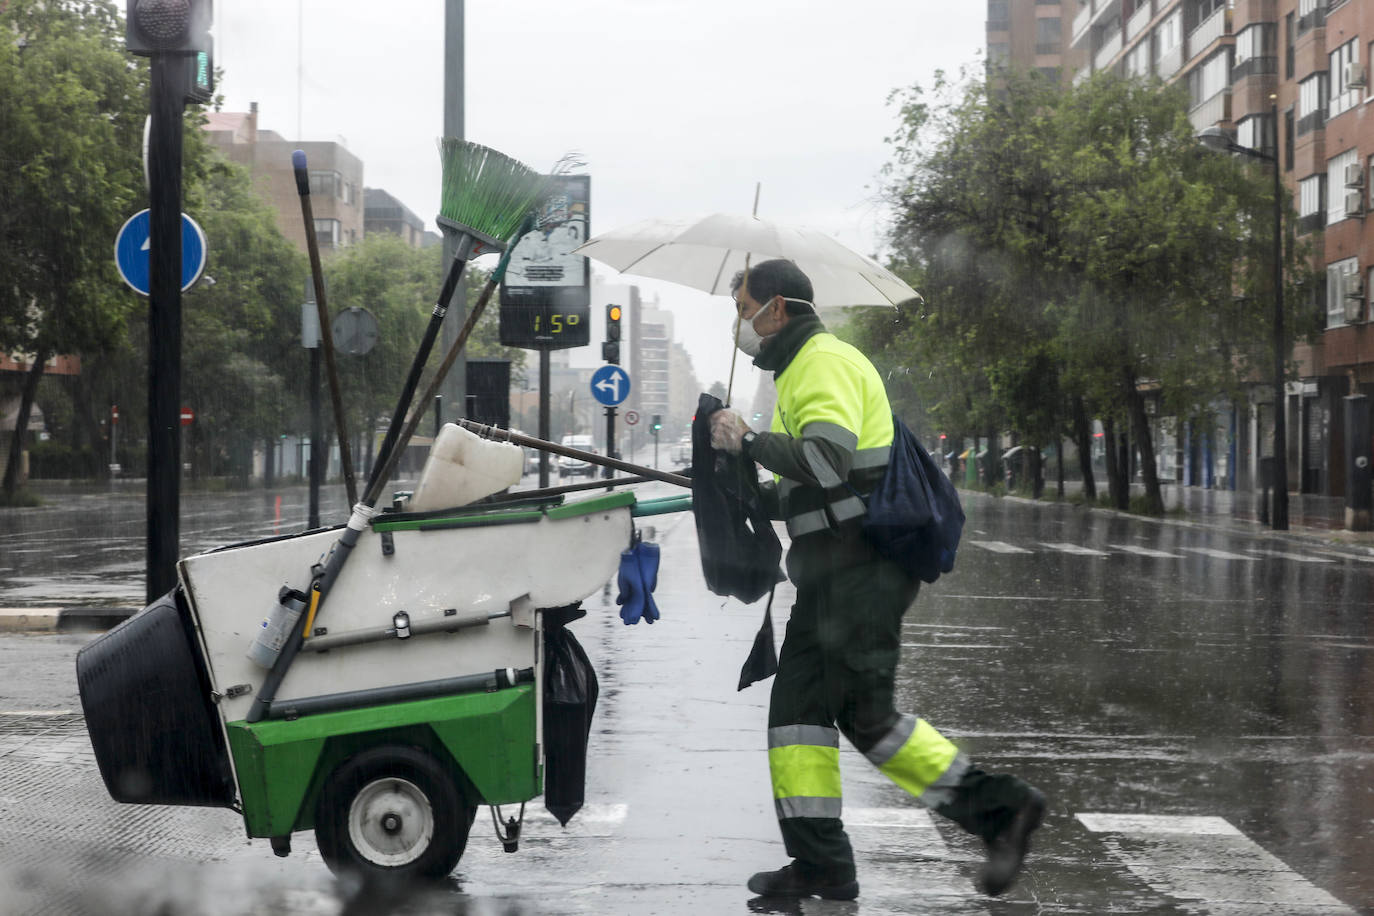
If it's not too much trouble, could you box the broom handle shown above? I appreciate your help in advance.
[456,419,692,488]
[293,151,358,507]
[364,261,505,507]
[362,232,476,506]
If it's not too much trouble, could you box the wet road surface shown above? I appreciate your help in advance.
[1,488,1372,913]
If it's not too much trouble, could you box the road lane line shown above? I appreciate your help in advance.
[1110,544,1185,558]
[1181,547,1257,561]
[1077,813,1354,912]
[966,540,1032,554]
[1245,548,1335,564]
[1041,542,1111,557]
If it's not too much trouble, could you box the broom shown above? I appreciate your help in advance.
[246,141,549,724]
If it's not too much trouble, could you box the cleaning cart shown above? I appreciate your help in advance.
[76,431,689,883]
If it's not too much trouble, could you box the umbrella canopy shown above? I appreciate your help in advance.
[573,213,920,309]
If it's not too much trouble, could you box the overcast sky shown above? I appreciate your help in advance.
[214,1,985,400]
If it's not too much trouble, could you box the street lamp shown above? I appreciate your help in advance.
[1198,101,1288,531]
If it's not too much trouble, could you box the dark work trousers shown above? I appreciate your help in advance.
[770,531,1030,879]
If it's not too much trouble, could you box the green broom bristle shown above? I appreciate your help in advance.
[437,139,550,248]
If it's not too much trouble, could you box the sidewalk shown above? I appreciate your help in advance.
[992,479,1374,555]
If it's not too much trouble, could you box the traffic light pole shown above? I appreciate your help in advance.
[146,53,185,603]
[604,406,616,480]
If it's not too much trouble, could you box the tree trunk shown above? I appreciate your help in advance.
[1030,445,1044,499]
[2,349,49,499]
[1125,373,1164,515]
[1055,437,1064,499]
[71,371,105,479]
[985,425,998,488]
[1104,416,1126,510]
[264,435,276,488]
[1073,396,1096,502]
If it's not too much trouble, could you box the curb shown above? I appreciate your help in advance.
[0,607,139,634]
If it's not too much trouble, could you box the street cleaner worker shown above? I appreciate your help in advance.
[709,259,1046,901]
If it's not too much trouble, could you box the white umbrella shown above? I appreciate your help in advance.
[572,213,920,309]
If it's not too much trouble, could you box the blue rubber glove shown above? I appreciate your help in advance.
[638,542,661,624]
[616,546,646,625]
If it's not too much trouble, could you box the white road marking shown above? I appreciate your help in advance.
[0,710,76,717]
[1110,544,1185,558]
[1246,548,1335,564]
[1077,813,1355,912]
[523,803,628,826]
[1041,542,1111,557]
[966,540,1032,554]
[1181,547,1257,561]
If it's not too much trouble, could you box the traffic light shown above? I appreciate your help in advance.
[602,303,622,365]
[650,414,662,435]
[126,0,213,56]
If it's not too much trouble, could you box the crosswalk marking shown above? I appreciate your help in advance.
[966,540,1032,554]
[1180,546,1258,561]
[1041,542,1110,557]
[1109,544,1185,558]
[1246,547,1335,564]
[1077,813,1354,912]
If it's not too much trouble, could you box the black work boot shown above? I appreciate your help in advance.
[746,861,859,901]
[978,786,1046,896]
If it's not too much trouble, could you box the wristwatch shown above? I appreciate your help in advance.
[741,430,758,458]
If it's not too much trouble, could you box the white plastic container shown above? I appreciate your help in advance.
[408,423,524,511]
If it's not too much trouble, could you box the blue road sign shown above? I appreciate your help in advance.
[114,209,208,296]
[590,365,631,407]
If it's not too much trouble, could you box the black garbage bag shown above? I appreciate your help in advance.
[691,393,784,604]
[542,604,598,827]
[691,393,785,690]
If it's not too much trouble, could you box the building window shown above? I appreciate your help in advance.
[1036,66,1062,82]
[1236,114,1275,160]
[309,170,341,198]
[988,0,1010,30]
[1187,50,1231,107]
[1286,13,1295,78]
[1326,257,1359,329]
[1297,0,1326,35]
[1326,148,1358,225]
[1126,39,1152,77]
[313,218,341,248]
[1299,175,1324,217]
[1284,107,1294,171]
[1233,23,1276,80]
[1156,10,1183,62]
[1035,17,1061,54]
[1328,39,1361,119]
[988,42,1010,69]
[1297,73,1328,135]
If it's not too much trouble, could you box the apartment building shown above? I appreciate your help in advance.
[989,0,1087,85]
[997,0,1374,498]
[203,104,364,256]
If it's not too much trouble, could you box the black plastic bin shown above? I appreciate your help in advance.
[76,588,236,808]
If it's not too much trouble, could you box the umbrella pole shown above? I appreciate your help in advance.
[725,183,762,407]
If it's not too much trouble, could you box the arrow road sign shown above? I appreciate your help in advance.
[590,365,631,407]
[114,209,208,296]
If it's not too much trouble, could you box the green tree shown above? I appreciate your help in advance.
[876,68,1307,513]
[0,0,147,500]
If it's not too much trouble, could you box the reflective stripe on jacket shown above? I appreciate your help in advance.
[771,332,894,540]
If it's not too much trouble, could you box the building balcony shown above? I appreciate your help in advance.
[1187,4,1231,56]
[1090,0,1122,31]
[1095,29,1124,71]
[1231,55,1277,82]
[1189,89,1232,131]
[1157,44,1184,79]
[1126,0,1154,42]
[1297,212,1325,235]
[1297,110,1326,136]
[1297,3,1326,36]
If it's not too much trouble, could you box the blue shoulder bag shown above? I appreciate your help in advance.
[860,415,965,583]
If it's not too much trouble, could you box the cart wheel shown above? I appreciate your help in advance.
[315,745,475,885]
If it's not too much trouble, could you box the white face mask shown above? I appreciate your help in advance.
[733,309,767,357]
[731,297,815,356]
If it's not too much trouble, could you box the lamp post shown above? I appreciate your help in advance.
[1198,101,1288,530]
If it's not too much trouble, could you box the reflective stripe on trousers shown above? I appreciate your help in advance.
[769,724,843,820]
[863,713,968,808]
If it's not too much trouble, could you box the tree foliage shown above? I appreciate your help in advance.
[854,67,1312,512]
